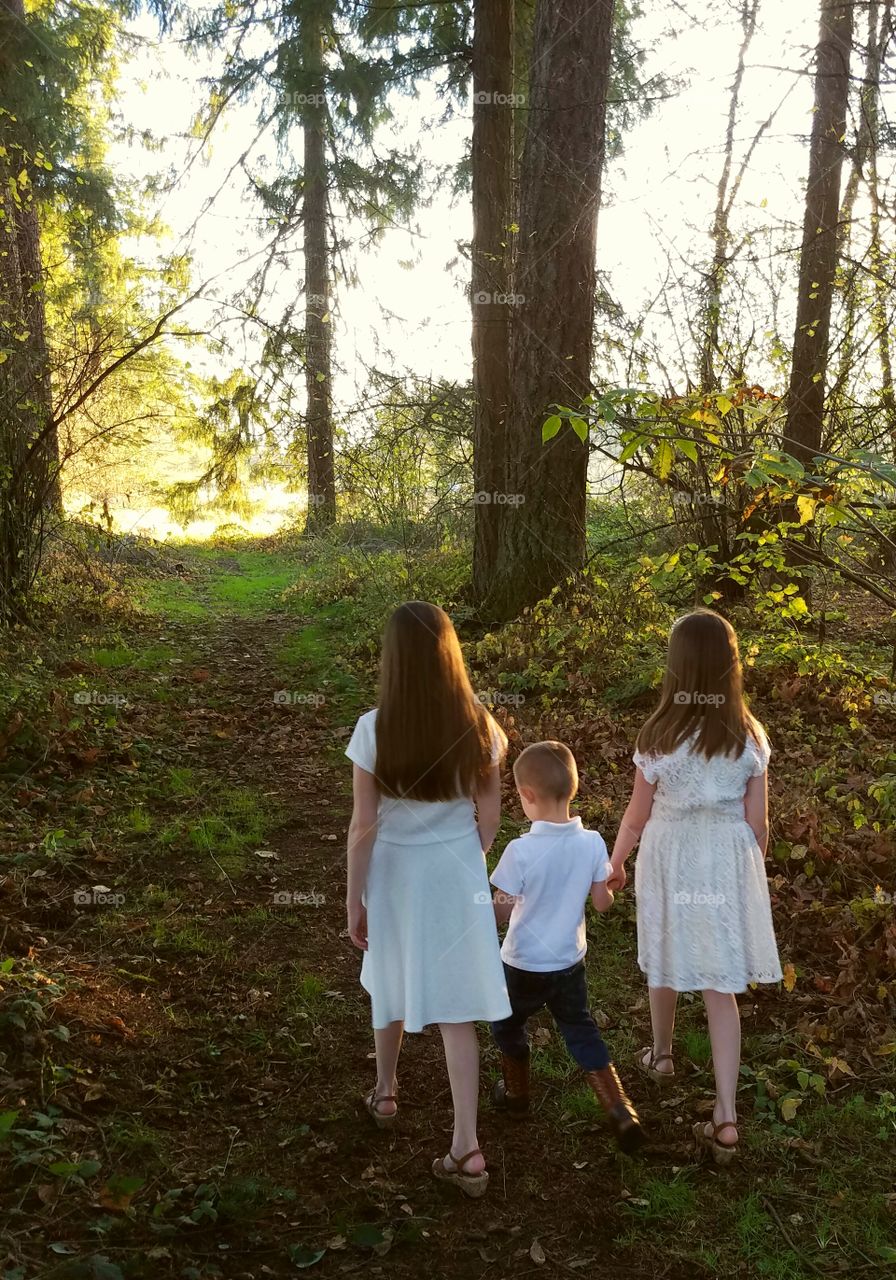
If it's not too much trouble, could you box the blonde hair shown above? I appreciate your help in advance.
[513,741,578,802]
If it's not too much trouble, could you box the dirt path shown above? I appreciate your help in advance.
[3,551,894,1280]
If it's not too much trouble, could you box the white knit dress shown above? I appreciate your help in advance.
[633,732,782,993]
[346,709,511,1032]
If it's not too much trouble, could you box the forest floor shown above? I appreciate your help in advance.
[1,539,895,1280]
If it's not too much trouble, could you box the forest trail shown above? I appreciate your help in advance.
[2,545,893,1280]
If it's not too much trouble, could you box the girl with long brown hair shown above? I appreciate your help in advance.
[345,601,510,1197]
[607,609,781,1164]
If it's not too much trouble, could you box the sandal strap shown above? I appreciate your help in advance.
[449,1148,483,1174]
[642,1047,673,1068]
[366,1092,397,1113]
[712,1121,738,1143]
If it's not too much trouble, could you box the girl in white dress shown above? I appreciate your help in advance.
[345,601,511,1197]
[607,609,781,1164]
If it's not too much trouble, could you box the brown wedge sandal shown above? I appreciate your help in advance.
[637,1047,674,1083]
[364,1090,397,1130]
[431,1149,489,1199]
[692,1119,739,1166]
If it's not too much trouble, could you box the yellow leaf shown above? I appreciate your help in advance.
[873,1042,896,1056]
[655,440,674,480]
[796,496,817,525]
[780,1096,802,1121]
[782,962,796,992]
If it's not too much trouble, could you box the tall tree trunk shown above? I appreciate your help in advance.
[0,0,59,619]
[483,0,614,622]
[700,0,760,392]
[471,0,514,599]
[301,3,336,532]
[784,0,854,470]
[862,0,896,455]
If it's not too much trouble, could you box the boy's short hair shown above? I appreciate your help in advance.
[513,740,578,802]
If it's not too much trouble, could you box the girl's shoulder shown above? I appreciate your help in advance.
[744,723,771,775]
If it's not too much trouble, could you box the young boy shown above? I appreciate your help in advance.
[489,741,644,1153]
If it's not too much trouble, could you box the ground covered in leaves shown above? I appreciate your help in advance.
[1,536,895,1279]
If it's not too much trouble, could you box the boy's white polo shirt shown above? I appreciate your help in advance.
[490,817,610,973]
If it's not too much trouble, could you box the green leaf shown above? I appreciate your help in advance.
[542,415,562,442]
[569,416,588,443]
[0,1110,18,1141]
[618,435,643,463]
[676,438,698,463]
[288,1245,326,1269]
[349,1224,386,1248]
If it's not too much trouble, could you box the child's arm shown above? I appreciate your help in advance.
[608,768,656,890]
[590,880,615,913]
[744,770,769,856]
[346,764,379,949]
[492,889,519,925]
[474,764,502,853]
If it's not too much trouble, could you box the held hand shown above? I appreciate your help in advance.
[606,861,627,892]
[347,901,368,950]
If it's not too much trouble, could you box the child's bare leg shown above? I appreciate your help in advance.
[702,989,740,1143]
[373,1020,403,1116]
[643,985,677,1073]
[439,1022,485,1174]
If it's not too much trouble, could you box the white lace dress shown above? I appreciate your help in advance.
[633,732,782,993]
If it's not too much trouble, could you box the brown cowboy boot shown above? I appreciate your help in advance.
[584,1064,645,1153]
[491,1050,530,1119]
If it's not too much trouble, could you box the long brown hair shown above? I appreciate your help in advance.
[636,609,764,760]
[375,601,500,800]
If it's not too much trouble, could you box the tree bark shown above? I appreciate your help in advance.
[301,2,336,531]
[0,0,60,618]
[483,0,615,621]
[471,0,514,599]
[784,0,854,470]
[700,0,760,392]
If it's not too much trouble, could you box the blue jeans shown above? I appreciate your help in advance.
[490,960,611,1071]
